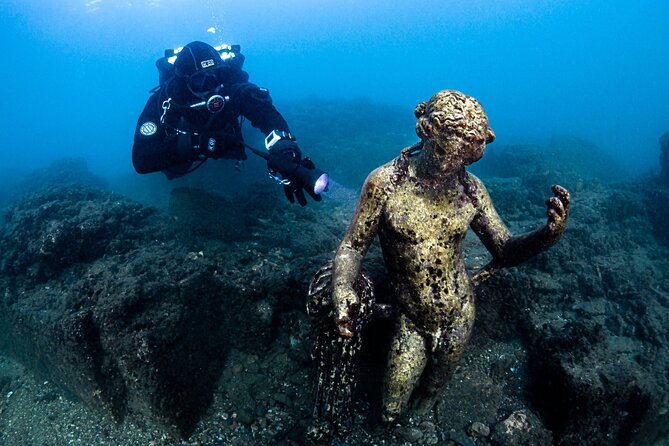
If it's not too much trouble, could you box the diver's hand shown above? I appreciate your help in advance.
[268,139,301,161]
[545,185,570,240]
[268,141,324,206]
[281,158,324,206]
[333,286,359,338]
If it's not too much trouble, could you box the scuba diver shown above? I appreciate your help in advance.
[132,40,328,206]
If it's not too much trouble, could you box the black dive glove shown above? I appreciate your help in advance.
[267,139,325,206]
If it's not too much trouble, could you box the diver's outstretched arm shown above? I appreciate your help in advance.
[332,168,387,337]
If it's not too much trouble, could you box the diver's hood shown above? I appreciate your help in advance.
[174,41,223,78]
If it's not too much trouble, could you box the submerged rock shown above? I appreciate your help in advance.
[0,158,107,213]
[0,185,232,436]
[19,157,107,193]
[490,409,552,446]
[467,421,490,438]
[645,187,669,246]
[0,185,171,281]
[476,169,669,446]
[168,187,250,242]
[660,132,669,183]
[0,182,346,440]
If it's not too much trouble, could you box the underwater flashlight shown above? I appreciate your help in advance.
[313,172,329,195]
[266,152,330,195]
[244,144,330,195]
[292,165,329,195]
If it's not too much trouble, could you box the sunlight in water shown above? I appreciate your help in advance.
[84,0,162,12]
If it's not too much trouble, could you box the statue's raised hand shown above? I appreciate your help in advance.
[546,185,570,241]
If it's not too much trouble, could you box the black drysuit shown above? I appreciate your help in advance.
[132,66,290,177]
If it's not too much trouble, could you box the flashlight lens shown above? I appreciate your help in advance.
[313,173,329,194]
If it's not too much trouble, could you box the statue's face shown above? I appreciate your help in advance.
[425,131,487,171]
[415,90,495,174]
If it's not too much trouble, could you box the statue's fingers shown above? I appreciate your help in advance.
[547,208,560,223]
[552,185,571,208]
[547,220,557,233]
[546,196,565,217]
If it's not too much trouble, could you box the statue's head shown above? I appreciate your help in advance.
[414,90,495,172]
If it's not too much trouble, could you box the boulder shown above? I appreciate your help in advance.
[0,185,229,436]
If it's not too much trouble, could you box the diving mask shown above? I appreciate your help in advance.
[187,67,222,95]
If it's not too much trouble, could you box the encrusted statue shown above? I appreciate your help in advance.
[307,90,570,436]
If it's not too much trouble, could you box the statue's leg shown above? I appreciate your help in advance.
[381,313,428,422]
[412,314,474,415]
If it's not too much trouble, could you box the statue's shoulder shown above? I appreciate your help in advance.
[362,164,393,195]
[362,143,421,196]
[359,158,402,204]
[371,162,395,180]
[387,143,422,185]
[460,170,495,209]
[464,170,485,189]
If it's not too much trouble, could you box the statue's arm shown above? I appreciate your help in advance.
[332,168,387,336]
[469,174,570,271]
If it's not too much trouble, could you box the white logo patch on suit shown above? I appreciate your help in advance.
[140,122,157,136]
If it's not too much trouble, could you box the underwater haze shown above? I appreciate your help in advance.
[1,0,668,180]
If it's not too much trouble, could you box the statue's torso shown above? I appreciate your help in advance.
[379,176,477,333]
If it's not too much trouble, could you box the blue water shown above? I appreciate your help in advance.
[1,0,668,179]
